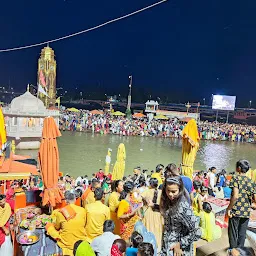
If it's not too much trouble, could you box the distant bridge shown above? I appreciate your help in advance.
[62,99,145,109]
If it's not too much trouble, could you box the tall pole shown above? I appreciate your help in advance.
[216,110,218,123]
[226,111,229,123]
[197,102,200,121]
[127,75,132,111]
[185,102,191,116]
[126,75,132,118]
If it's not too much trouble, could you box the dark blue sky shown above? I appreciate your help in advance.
[0,0,256,106]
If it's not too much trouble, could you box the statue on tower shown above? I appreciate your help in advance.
[37,45,57,107]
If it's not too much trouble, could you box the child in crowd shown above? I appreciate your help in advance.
[102,177,112,205]
[192,180,203,216]
[138,243,154,256]
[194,171,205,186]
[126,231,143,256]
[199,202,222,242]
[216,169,227,187]
[203,172,209,187]
[111,239,127,256]
[214,186,224,199]
[73,240,95,256]
[200,186,208,201]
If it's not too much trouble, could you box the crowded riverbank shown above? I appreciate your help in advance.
[1,115,256,256]
[59,109,256,143]
[1,161,256,255]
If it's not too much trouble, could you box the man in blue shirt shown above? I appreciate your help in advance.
[180,175,193,194]
[223,185,232,199]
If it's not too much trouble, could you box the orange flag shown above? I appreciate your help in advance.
[39,70,46,87]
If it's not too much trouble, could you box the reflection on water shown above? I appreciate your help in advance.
[17,132,256,177]
[200,142,233,172]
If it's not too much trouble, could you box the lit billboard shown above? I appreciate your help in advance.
[212,95,236,111]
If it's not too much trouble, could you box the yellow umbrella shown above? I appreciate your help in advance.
[112,143,126,180]
[0,107,7,156]
[104,148,112,175]
[112,111,125,116]
[67,107,80,112]
[154,114,168,120]
[181,119,200,179]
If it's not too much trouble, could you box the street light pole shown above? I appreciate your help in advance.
[249,100,252,108]
[185,102,191,116]
[127,76,132,110]
[126,75,132,118]
[203,98,205,106]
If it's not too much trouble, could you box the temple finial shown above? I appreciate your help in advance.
[27,84,30,92]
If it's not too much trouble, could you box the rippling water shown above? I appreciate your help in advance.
[17,132,256,177]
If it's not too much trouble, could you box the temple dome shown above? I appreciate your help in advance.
[10,91,46,112]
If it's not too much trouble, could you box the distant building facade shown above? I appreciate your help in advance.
[3,89,59,149]
[145,100,159,113]
[38,46,57,107]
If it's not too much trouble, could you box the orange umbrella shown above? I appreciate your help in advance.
[38,117,63,207]
[132,112,146,118]
[90,109,104,115]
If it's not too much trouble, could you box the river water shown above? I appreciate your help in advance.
[16,132,256,177]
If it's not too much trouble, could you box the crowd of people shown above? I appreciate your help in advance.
[59,109,256,143]
[1,160,256,255]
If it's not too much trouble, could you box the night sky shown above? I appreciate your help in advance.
[1,0,256,107]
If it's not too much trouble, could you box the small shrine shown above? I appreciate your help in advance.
[3,88,59,149]
[145,100,159,113]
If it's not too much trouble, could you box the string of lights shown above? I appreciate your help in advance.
[0,0,168,53]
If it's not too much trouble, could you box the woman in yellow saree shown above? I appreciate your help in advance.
[112,143,126,181]
[117,181,142,242]
[182,119,200,179]
[141,178,163,252]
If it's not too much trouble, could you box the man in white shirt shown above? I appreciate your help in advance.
[208,167,217,196]
[75,176,83,186]
[90,220,120,256]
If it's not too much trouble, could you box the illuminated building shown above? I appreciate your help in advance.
[3,87,59,149]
